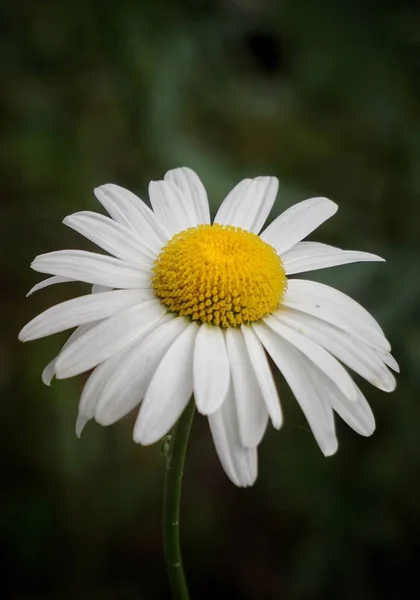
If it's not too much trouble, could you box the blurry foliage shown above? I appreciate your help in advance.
[1,0,420,598]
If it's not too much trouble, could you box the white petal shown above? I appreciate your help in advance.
[215,177,279,233]
[283,280,390,351]
[252,176,280,232]
[133,321,198,445]
[78,354,126,419]
[41,323,97,385]
[377,351,400,373]
[282,241,337,259]
[193,325,230,415]
[75,415,89,437]
[95,315,188,426]
[265,315,358,401]
[91,284,112,294]
[94,184,168,251]
[254,323,338,456]
[225,328,269,447]
[327,382,375,437]
[27,275,74,297]
[281,241,339,272]
[75,348,133,436]
[282,242,384,275]
[300,360,375,437]
[214,178,250,225]
[54,300,166,378]
[260,197,338,254]
[149,180,199,236]
[287,279,385,333]
[274,309,396,392]
[31,250,151,289]
[241,325,283,429]
[64,211,156,264]
[164,167,211,225]
[208,384,258,487]
[42,358,56,386]
[19,289,152,341]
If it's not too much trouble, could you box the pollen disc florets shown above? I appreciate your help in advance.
[152,224,287,327]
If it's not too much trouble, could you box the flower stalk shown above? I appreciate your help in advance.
[162,400,195,600]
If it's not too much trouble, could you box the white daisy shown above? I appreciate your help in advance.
[19,167,398,487]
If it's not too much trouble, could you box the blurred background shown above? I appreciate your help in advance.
[2,0,420,598]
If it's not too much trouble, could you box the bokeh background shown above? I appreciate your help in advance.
[2,0,420,598]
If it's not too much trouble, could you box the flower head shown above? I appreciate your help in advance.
[19,168,398,486]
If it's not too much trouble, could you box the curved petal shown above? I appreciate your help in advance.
[215,177,279,233]
[75,345,134,436]
[225,328,269,447]
[264,315,358,401]
[208,383,258,487]
[19,289,153,341]
[42,358,57,386]
[282,243,384,275]
[40,284,112,384]
[27,275,74,297]
[283,280,390,352]
[149,180,200,236]
[75,415,90,438]
[281,241,339,272]
[164,167,211,225]
[95,315,188,426]
[241,325,283,429]
[193,325,230,415]
[54,299,166,378]
[260,197,338,254]
[64,211,156,264]
[41,323,98,385]
[214,178,250,224]
[94,184,168,251]
[274,309,396,392]
[133,321,199,445]
[327,380,375,437]
[282,241,336,258]
[91,284,112,294]
[253,176,279,231]
[287,279,385,333]
[253,323,338,456]
[376,351,400,373]
[31,250,151,289]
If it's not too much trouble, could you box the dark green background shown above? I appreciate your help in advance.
[2,1,419,598]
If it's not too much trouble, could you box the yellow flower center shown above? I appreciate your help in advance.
[152,224,287,327]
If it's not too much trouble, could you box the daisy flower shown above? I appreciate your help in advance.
[19,168,398,486]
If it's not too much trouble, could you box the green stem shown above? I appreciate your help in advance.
[162,400,195,600]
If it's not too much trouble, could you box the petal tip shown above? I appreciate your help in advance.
[75,414,89,438]
[132,429,154,446]
[93,185,104,197]
[18,327,28,342]
[391,361,400,374]
[362,426,376,437]
[94,183,118,198]
[324,197,338,211]
[311,196,338,215]
[370,254,386,262]
[272,417,283,430]
[381,379,397,393]
[41,371,54,386]
[322,438,339,457]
